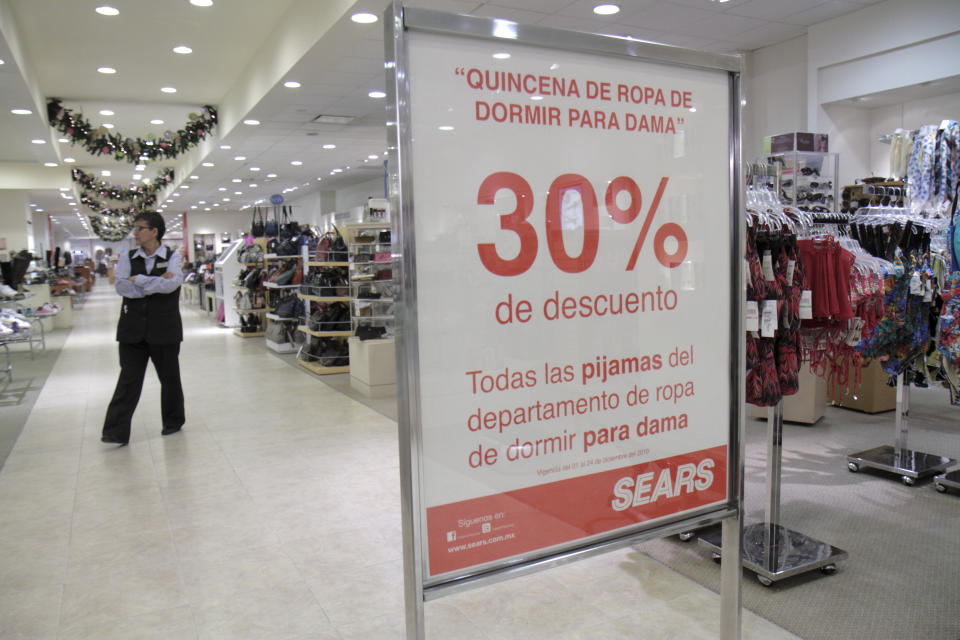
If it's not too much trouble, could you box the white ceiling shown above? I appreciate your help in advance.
[0,0,888,241]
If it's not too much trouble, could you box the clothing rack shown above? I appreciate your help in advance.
[847,373,955,485]
[700,400,847,585]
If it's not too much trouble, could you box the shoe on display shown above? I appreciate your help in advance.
[0,284,17,298]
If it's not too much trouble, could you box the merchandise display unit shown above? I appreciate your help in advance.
[262,253,303,354]
[348,222,395,339]
[764,150,839,212]
[847,374,955,485]
[699,401,847,586]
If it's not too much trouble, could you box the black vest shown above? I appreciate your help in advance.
[116,247,183,344]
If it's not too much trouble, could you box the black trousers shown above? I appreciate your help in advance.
[102,341,184,443]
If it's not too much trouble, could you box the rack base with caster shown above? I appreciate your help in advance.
[699,522,847,587]
[934,469,960,494]
[847,445,953,486]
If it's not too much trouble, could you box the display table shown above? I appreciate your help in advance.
[204,290,216,314]
[348,336,396,397]
[52,295,73,329]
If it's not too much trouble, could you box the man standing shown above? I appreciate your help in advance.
[102,211,185,445]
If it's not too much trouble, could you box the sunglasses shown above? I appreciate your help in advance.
[799,167,820,176]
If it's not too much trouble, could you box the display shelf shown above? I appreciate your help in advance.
[298,326,353,338]
[306,261,349,268]
[265,313,299,322]
[233,307,267,314]
[355,297,395,303]
[353,315,394,321]
[263,253,302,260]
[297,359,350,376]
[298,293,350,303]
[233,328,265,338]
[266,338,298,353]
[264,282,300,290]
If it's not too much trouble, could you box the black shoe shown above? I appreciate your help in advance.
[161,426,182,436]
[101,435,128,446]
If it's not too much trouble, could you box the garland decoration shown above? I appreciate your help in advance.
[80,193,140,218]
[89,214,135,242]
[47,98,217,163]
[72,167,173,207]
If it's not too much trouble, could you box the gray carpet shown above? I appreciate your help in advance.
[639,386,960,640]
[0,320,69,468]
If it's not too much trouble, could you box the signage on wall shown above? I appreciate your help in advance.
[269,194,284,205]
[393,9,740,587]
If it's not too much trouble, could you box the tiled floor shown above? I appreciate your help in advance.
[0,283,799,639]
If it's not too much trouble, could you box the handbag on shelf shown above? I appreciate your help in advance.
[329,227,348,262]
[374,252,391,264]
[265,206,279,237]
[378,230,391,243]
[274,267,295,286]
[280,206,300,239]
[275,295,302,319]
[355,324,386,341]
[315,234,332,262]
[265,321,289,343]
[244,268,262,291]
[234,289,252,311]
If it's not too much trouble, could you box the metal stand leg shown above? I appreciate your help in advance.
[702,400,847,585]
[847,374,955,485]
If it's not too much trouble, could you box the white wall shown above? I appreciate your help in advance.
[0,190,30,255]
[743,35,807,161]
[334,176,385,212]
[868,92,960,177]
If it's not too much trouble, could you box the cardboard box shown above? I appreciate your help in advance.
[835,360,896,414]
[765,132,829,153]
[749,364,827,425]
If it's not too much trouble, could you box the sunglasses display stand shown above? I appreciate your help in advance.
[763,151,839,213]
[700,400,847,586]
[847,373,955,485]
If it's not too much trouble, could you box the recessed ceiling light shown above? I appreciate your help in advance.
[322,144,336,149]
[220,144,231,150]
[95,6,119,16]
[234,155,246,161]
[180,185,190,189]
[101,170,111,176]
[99,109,114,116]
[531,95,544,101]
[248,183,258,188]
[150,119,164,125]
[290,160,303,166]
[367,154,379,159]
[351,12,377,23]
[234,191,242,195]
[43,162,58,167]
[160,86,177,93]
[190,205,197,209]
[63,157,76,163]
[11,108,32,115]
[135,164,146,170]
[173,45,193,54]
[212,203,220,207]
[218,187,227,191]
[198,200,206,204]
[266,173,277,178]
[249,167,260,172]
[58,138,68,143]
[98,66,116,74]
[102,123,114,129]
[204,207,211,211]
[190,0,213,6]
[190,175,199,180]
[368,90,386,99]
[36,208,43,212]
[68,202,76,206]
[593,4,620,15]
[222,198,230,202]
[332,168,343,173]
[31,138,46,144]
[493,53,511,60]
[231,178,242,183]
[202,162,215,167]
[283,81,301,88]
[132,174,142,180]
[438,125,454,131]
[243,119,260,125]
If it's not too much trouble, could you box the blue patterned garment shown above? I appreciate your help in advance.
[935,120,960,211]
[908,125,938,213]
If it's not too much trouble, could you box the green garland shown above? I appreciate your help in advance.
[47,98,217,164]
[80,193,139,218]
[89,214,135,242]
[72,167,173,207]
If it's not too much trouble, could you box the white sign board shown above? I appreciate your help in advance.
[402,28,734,580]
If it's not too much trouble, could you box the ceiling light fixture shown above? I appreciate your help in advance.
[31,139,46,144]
[101,170,111,176]
[234,155,246,161]
[99,109,114,116]
[135,164,146,170]
[97,66,116,74]
[322,144,336,150]
[290,160,303,166]
[249,167,260,172]
[232,178,242,183]
[367,154,379,159]
[593,3,620,15]
[11,108,32,115]
[248,183,258,188]
[58,137,68,143]
[220,144,231,150]
[173,45,193,54]
[243,119,260,125]
[43,162,58,167]
[190,0,213,6]
[438,125,454,131]
[63,157,76,163]
[160,86,177,93]
[190,175,199,179]
[218,187,227,191]
[234,191,242,195]
[351,12,377,23]
[202,161,214,167]
[368,90,386,99]
[283,81,301,88]
[132,174,142,180]
[95,6,119,16]
[492,53,511,60]
[102,123,114,128]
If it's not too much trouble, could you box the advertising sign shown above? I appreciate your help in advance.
[396,16,738,583]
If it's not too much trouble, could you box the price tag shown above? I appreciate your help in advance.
[845,317,864,346]
[745,300,759,331]
[761,299,778,337]
[785,259,796,284]
[924,280,934,302]
[761,251,775,282]
[799,290,813,319]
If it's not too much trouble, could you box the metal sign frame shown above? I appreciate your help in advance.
[385,3,746,638]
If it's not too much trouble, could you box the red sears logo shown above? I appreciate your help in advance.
[610,458,714,511]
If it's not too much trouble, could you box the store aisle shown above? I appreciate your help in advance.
[0,282,797,640]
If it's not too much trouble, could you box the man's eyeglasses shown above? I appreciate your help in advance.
[132,225,152,233]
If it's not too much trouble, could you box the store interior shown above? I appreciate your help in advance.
[1,0,959,639]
